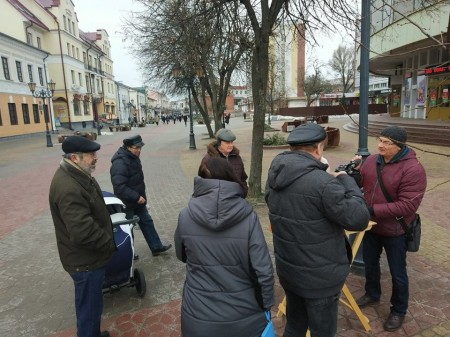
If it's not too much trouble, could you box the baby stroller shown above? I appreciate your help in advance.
[102,191,146,297]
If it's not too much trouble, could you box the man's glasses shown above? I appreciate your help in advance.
[377,138,395,146]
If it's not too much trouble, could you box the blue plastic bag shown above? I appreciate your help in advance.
[261,311,275,337]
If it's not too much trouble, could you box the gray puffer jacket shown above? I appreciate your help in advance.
[175,177,274,337]
[265,151,370,298]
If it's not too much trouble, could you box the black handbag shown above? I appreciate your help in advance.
[376,164,421,252]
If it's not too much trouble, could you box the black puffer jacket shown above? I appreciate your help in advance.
[110,147,145,210]
[175,177,274,337]
[265,151,370,298]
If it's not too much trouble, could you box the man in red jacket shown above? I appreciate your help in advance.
[354,126,427,332]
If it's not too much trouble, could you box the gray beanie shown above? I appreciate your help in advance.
[380,126,407,148]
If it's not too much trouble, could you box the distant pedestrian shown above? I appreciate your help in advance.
[49,136,115,337]
[154,114,160,126]
[243,112,247,120]
[183,115,188,126]
[225,113,230,125]
[201,128,248,197]
[110,135,172,258]
[175,157,274,337]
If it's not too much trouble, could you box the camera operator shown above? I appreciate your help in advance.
[351,126,426,332]
[265,123,370,337]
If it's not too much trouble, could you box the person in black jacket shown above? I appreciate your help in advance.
[110,135,171,257]
[265,123,370,337]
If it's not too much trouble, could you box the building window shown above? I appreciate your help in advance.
[71,70,75,84]
[72,46,75,58]
[68,19,72,34]
[67,43,71,56]
[28,65,33,83]
[16,61,23,82]
[22,104,30,124]
[83,52,87,65]
[72,22,75,35]
[8,103,18,125]
[63,15,67,30]
[32,104,40,123]
[83,100,90,115]
[0,108,3,125]
[85,75,90,91]
[37,37,41,49]
[78,72,83,86]
[73,98,81,116]
[38,67,44,85]
[76,48,79,60]
[27,32,33,45]
[2,57,10,80]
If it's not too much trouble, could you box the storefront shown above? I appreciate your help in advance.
[424,64,450,121]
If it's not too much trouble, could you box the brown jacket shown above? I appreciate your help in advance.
[201,142,248,197]
[49,159,116,273]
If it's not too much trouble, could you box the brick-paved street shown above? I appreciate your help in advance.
[0,115,449,337]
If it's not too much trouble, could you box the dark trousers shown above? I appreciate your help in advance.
[70,267,105,337]
[362,231,409,315]
[126,205,163,252]
[283,289,340,337]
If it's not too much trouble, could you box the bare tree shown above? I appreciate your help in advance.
[300,59,333,107]
[123,0,252,137]
[329,44,355,94]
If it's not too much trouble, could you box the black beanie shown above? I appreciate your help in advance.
[380,126,407,148]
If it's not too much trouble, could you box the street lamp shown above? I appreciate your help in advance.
[172,66,199,150]
[28,80,56,147]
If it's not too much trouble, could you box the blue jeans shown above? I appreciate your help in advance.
[362,231,409,315]
[126,205,163,252]
[283,289,340,337]
[70,267,105,337]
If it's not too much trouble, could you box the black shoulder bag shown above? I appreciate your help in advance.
[376,163,421,252]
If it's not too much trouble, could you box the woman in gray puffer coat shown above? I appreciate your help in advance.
[175,157,274,337]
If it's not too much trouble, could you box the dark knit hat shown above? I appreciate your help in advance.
[380,126,407,148]
[62,136,100,154]
[123,135,145,147]
[216,128,236,142]
[287,123,327,146]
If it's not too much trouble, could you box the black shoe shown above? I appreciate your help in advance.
[133,254,139,260]
[99,331,110,337]
[152,244,172,256]
[383,312,405,331]
[356,294,379,308]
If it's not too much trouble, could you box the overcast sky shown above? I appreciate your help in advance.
[74,0,144,87]
[73,0,349,87]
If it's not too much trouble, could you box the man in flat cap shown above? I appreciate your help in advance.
[265,123,370,337]
[200,128,248,197]
[110,135,171,258]
[353,125,426,332]
[49,136,116,337]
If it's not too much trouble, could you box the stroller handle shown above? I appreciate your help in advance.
[112,216,140,226]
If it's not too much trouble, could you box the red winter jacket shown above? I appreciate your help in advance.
[360,148,426,237]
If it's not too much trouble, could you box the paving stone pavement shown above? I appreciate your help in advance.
[0,115,449,337]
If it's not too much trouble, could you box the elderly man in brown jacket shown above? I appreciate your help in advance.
[49,136,116,337]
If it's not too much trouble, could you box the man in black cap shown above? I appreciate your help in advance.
[201,128,248,197]
[110,135,171,258]
[49,136,116,337]
[353,125,426,332]
[265,123,370,337]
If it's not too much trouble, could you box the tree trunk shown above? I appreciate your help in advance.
[248,39,270,197]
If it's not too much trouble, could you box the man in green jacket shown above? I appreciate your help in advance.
[49,136,116,337]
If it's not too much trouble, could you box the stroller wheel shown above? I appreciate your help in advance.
[134,268,146,297]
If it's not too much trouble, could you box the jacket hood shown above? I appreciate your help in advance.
[187,176,252,232]
[267,151,328,191]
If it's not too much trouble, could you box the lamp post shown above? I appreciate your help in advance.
[28,80,55,147]
[172,67,197,150]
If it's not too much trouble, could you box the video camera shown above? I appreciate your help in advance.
[335,159,361,176]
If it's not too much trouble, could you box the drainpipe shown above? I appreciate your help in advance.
[55,19,72,130]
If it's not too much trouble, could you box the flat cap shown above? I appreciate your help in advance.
[216,128,236,142]
[62,136,101,154]
[287,123,327,146]
[123,135,145,147]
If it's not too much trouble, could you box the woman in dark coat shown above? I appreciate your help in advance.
[175,158,274,337]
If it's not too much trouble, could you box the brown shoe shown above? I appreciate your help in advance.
[383,312,405,332]
[356,295,379,308]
